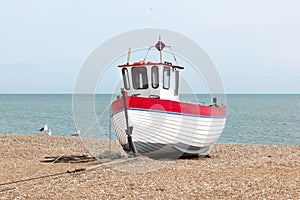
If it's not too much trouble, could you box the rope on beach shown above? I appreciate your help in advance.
[42,155,96,163]
[0,157,139,192]
[0,168,86,189]
[85,156,140,171]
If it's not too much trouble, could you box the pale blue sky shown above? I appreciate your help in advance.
[0,0,299,93]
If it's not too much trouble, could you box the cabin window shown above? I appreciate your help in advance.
[174,70,179,96]
[122,68,130,90]
[151,66,159,89]
[163,67,170,89]
[132,67,148,89]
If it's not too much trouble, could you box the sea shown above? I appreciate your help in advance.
[0,94,299,146]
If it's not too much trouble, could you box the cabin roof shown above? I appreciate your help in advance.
[118,61,184,69]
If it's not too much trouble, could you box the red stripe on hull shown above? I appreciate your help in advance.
[111,96,226,117]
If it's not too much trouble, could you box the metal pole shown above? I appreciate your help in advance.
[159,35,162,63]
[108,105,112,159]
[127,48,131,65]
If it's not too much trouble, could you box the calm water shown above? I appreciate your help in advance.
[0,94,299,146]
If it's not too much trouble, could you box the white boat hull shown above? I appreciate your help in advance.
[112,108,226,156]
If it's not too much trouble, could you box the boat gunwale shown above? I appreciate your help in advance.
[118,62,183,69]
[111,96,226,118]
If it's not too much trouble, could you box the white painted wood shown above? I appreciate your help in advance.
[112,108,226,154]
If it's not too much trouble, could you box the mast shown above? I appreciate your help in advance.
[142,35,180,66]
[127,48,131,65]
[155,35,166,63]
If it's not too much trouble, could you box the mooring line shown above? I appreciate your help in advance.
[0,168,85,188]
[0,156,138,191]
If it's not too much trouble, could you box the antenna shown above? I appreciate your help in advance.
[150,8,154,27]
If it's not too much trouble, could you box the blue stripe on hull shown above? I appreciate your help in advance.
[112,108,226,119]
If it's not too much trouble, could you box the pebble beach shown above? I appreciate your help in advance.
[0,134,299,199]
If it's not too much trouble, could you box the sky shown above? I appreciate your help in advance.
[0,0,299,94]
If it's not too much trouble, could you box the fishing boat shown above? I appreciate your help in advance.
[111,37,226,157]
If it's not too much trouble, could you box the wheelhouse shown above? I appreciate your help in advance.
[119,61,184,101]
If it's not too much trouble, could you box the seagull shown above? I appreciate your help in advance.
[39,124,49,132]
[72,130,80,137]
[48,129,52,136]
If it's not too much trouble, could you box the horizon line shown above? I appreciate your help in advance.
[0,92,300,95]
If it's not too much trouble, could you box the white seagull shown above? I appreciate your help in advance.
[39,124,49,132]
[48,129,52,136]
[72,130,80,137]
